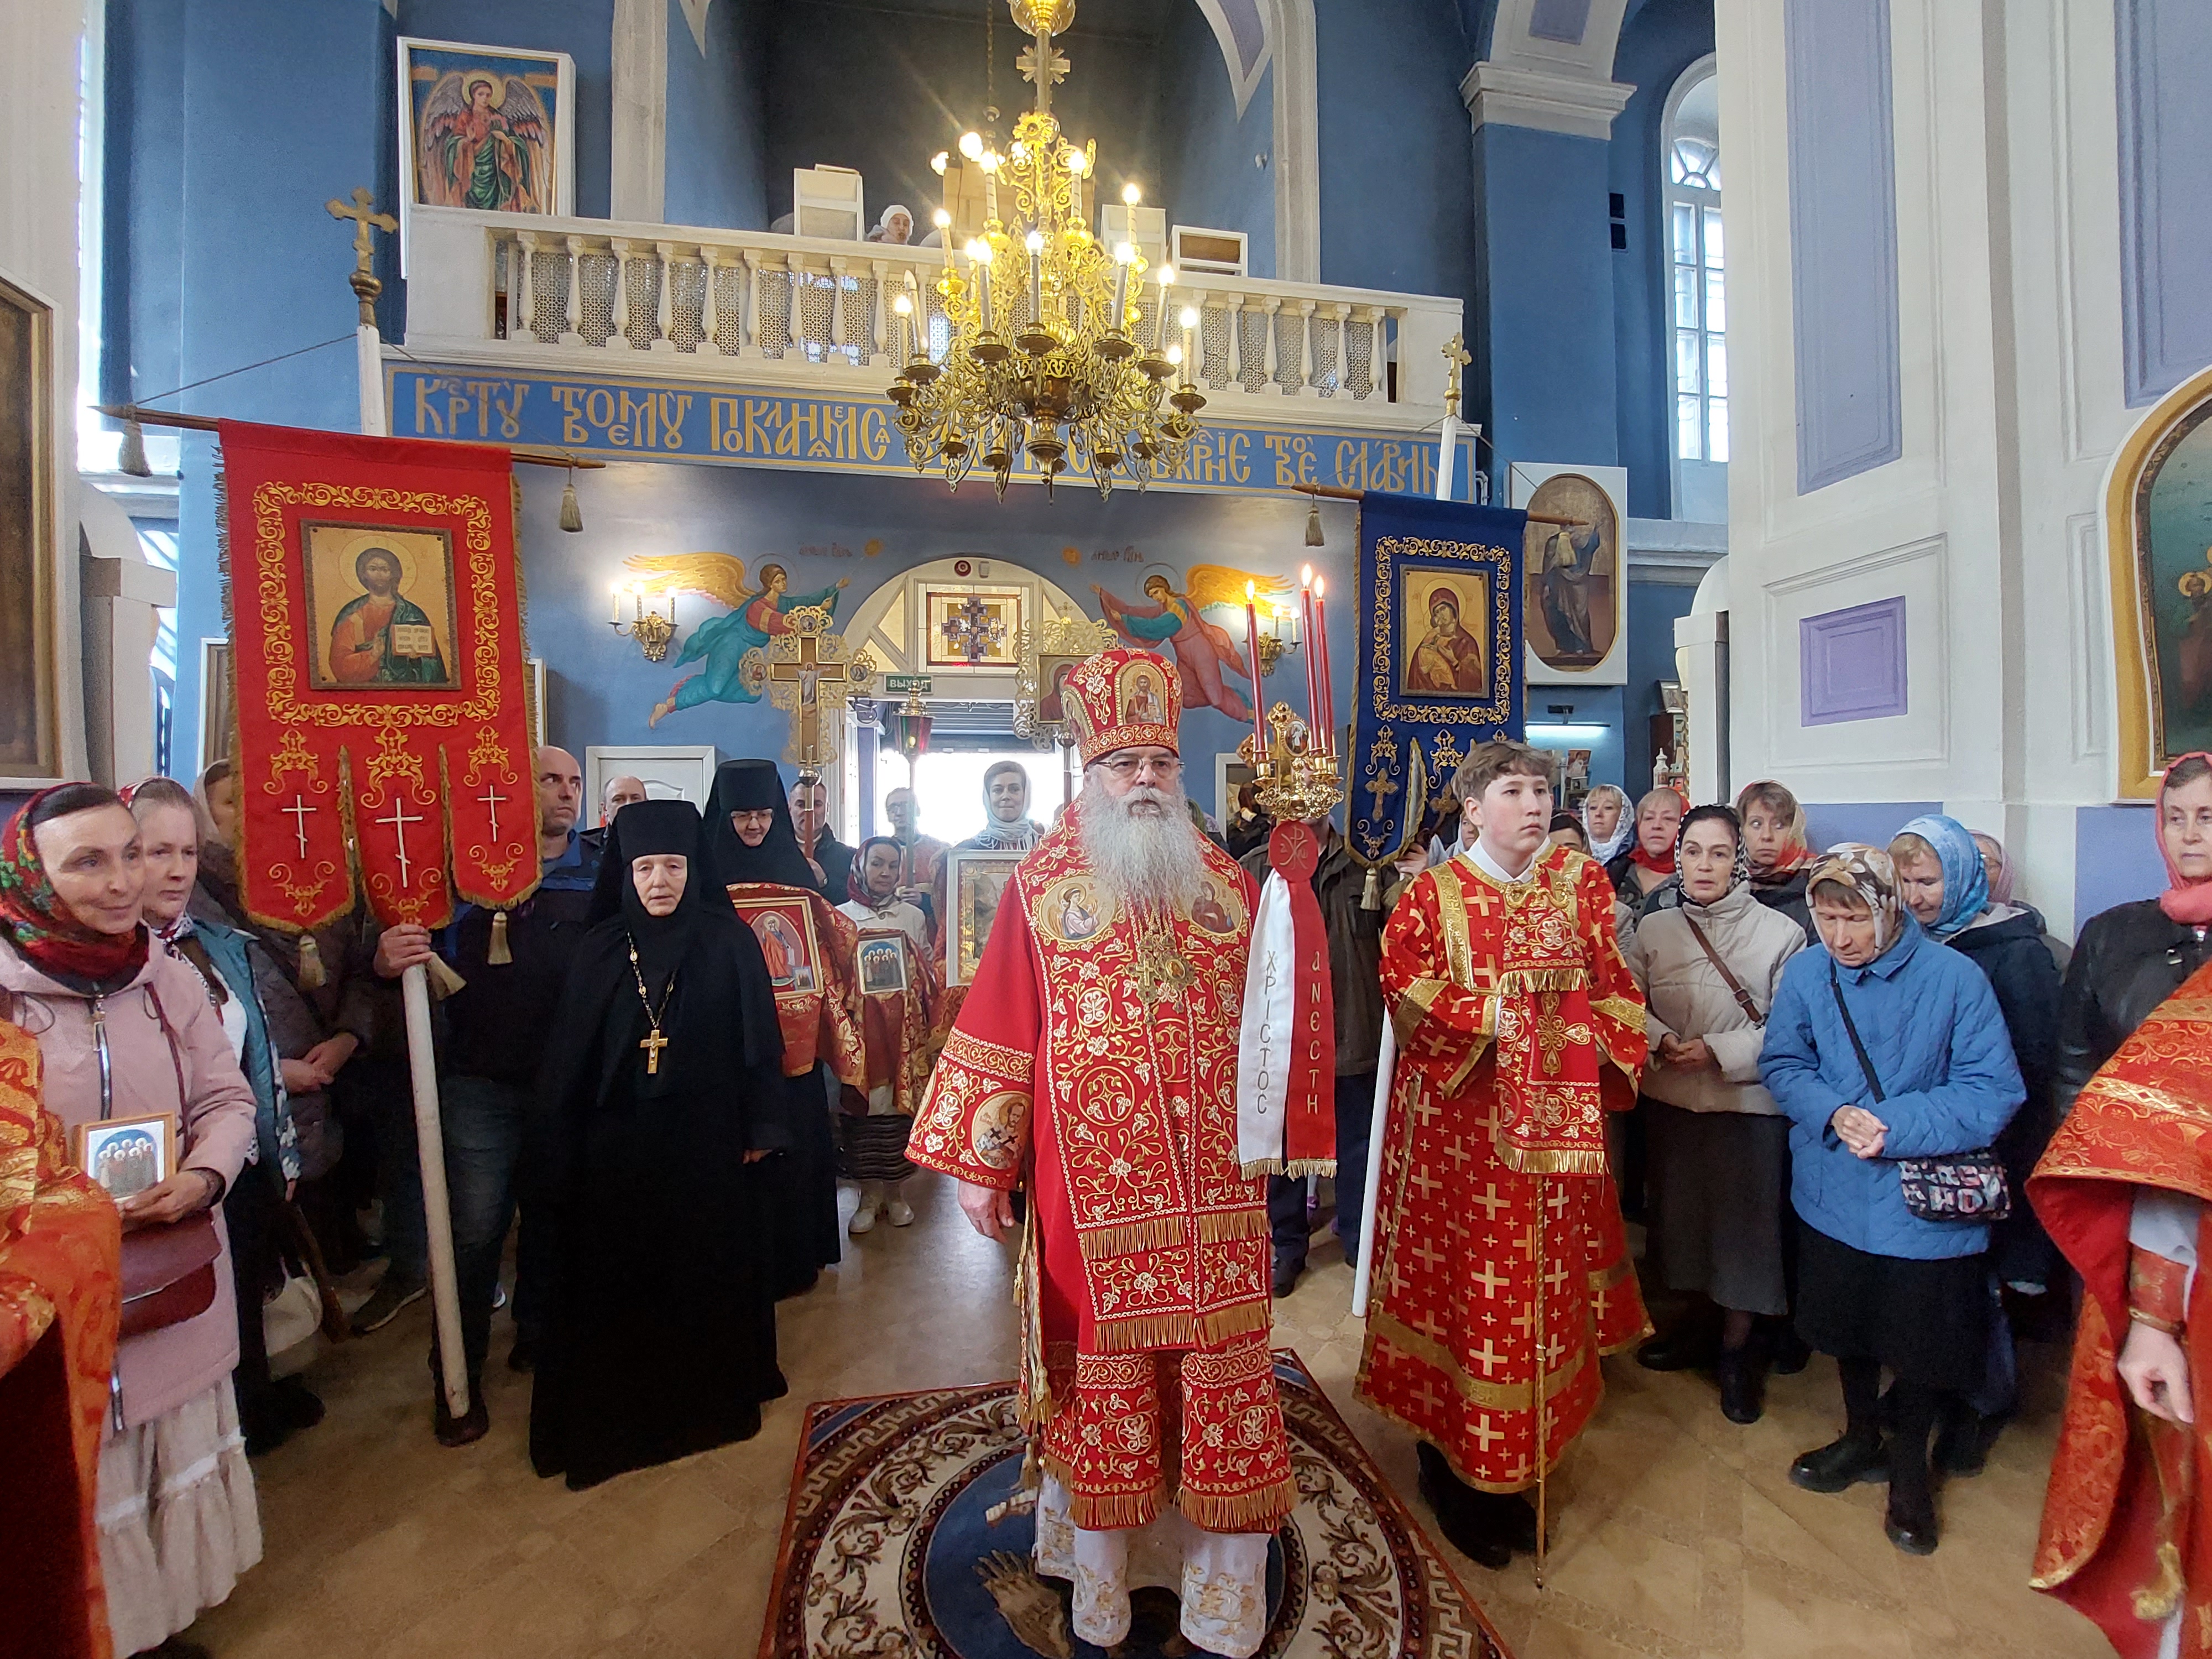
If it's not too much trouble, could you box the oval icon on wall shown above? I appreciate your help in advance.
[1522,472,1620,672]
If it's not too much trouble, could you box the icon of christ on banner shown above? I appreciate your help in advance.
[306,523,457,687]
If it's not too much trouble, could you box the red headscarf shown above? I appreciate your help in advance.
[0,787,150,989]
[2158,754,2212,926]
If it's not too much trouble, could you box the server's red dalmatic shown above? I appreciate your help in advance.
[220,421,538,930]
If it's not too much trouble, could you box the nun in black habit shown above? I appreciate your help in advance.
[707,758,846,1296]
[528,799,790,1490]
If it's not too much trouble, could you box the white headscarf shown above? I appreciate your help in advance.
[1583,784,1634,864]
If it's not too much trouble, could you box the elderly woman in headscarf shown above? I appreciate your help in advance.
[1623,806,1807,1423]
[1888,814,2065,1469]
[1759,846,2023,1558]
[1735,779,1817,941]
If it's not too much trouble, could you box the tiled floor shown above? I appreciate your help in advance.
[191,1179,2109,1659]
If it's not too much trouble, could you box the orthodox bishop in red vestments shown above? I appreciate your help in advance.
[909,647,1293,1659]
[1358,741,1647,1567]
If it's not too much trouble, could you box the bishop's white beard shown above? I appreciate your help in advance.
[1077,776,1209,908]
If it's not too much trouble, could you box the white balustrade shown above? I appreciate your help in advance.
[402,205,1463,421]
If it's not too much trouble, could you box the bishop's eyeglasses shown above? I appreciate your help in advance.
[1095,754,1183,780]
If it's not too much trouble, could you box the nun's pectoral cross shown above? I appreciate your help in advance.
[640,1027,669,1074]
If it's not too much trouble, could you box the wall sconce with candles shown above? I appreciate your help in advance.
[610,585,680,661]
[1252,599,1298,676]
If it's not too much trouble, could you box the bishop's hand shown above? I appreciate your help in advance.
[2120,1318,2195,1425]
[958,1180,1018,1241]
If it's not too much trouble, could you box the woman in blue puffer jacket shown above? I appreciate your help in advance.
[1758,845,2023,1560]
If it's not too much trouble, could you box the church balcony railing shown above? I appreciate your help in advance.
[399,207,1463,430]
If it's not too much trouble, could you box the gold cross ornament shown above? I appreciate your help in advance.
[1441,331,1472,419]
[765,604,875,768]
[326,186,397,326]
[639,1027,670,1074]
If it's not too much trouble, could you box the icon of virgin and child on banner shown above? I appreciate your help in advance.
[1350,492,1527,868]
[217,421,540,931]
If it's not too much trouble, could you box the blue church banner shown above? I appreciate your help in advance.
[1350,492,1526,865]
[383,362,1483,502]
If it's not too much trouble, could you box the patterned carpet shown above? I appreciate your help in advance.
[760,1350,1512,1659]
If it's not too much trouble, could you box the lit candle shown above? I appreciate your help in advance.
[1313,576,1333,754]
[1300,566,1319,738]
[1112,242,1132,331]
[1156,265,1174,350]
[1026,228,1044,328]
[934,207,953,274]
[1244,580,1268,758]
[1179,305,1199,383]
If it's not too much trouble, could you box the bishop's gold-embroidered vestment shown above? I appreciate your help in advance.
[907,811,1296,1534]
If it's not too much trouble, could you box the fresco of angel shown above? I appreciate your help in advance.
[1092,564,1290,724]
[626,554,851,727]
[417,68,551,214]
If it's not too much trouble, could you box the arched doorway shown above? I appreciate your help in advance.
[837,558,1094,842]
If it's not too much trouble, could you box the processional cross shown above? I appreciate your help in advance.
[940,595,1006,663]
[377,796,424,889]
[768,609,851,768]
[326,186,397,325]
[1441,331,1472,420]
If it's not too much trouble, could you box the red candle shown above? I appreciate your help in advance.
[1244,583,1269,758]
[1300,567,1319,739]
[1313,576,1333,755]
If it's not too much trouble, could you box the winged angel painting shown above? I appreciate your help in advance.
[416,67,552,214]
[627,554,849,727]
[1092,564,1291,724]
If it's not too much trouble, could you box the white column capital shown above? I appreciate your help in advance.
[1459,60,1634,140]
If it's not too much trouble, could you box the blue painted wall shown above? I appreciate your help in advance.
[1313,0,1475,299]
[2116,0,2212,407]
[1471,124,1618,481]
[1622,579,1697,793]
[1156,0,1275,277]
[1609,0,1713,519]
[1801,801,1940,854]
[1784,0,1901,492]
[665,0,768,229]
[2074,804,2167,927]
[518,462,1352,782]
[759,3,1166,232]
[100,0,184,411]
[395,0,615,220]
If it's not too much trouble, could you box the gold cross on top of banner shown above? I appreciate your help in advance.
[766,606,877,768]
[327,187,397,325]
[1441,332,1472,420]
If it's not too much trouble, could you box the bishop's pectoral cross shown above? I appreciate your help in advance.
[769,630,848,767]
[639,1027,669,1074]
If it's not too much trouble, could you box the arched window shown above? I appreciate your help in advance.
[1665,59,1726,495]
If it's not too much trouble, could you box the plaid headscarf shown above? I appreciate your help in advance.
[1806,844,1907,959]
[0,787,150,991]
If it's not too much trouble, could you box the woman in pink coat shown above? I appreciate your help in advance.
[0,784,260,1658]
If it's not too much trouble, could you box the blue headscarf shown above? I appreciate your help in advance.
[1893,814,1990,940]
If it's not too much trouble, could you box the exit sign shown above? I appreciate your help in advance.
[885,674,933,694]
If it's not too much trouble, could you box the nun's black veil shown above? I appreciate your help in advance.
[529,796,791,1489]
[707,759,820,891]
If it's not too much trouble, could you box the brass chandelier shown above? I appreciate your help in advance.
[886,0,1206,500]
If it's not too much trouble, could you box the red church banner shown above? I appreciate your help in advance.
[218,421,538,931]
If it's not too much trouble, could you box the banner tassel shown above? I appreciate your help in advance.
[558,463,584,533]
[1360,864,1382,911]
[487,910,513,965]
[295,932,326,989]
[118,414,152,478]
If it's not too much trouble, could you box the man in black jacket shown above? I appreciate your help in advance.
[372,745,602,1443]
[791,772,855,901]
[1239,815,1386,1297]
